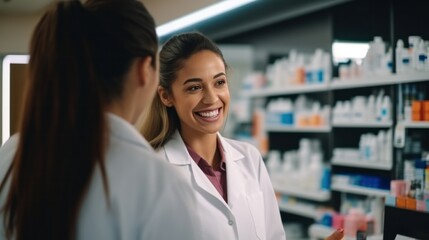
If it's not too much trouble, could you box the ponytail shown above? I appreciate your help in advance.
[1,2,107,239]
[1,0,157,238]
[140,94,179,149]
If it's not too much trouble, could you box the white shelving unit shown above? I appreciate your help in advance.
[331,182,390,197]
[331,72,429,90]
[277,201,319,219]
[332,121,392,128]
[395,71,429,84]
[308,224,383,240]
[272,178,330,201]
[402,121,429,129]
[266,125,331,133]
[240,83,329,98]
[331,159,392,170]
[331,74,397,90]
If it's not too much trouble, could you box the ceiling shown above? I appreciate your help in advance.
[0,0,218,25]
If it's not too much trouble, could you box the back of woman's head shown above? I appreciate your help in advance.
[0,1,157,239]
[141,32,227,149]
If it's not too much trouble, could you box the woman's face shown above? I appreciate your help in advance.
[166,50,229,138]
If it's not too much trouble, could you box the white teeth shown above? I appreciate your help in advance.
[198,109,219,118]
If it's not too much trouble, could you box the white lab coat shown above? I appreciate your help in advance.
[156,131,286,240]
[0,113,201,240]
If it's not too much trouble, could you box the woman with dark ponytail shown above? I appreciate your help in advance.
[0,1,200,239]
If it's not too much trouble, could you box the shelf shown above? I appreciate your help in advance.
[240,83,329,98]
[331,182,390,197]
[309,224,383,240]
[331,159,392,170]
[266,125,331,133]
[331,74,398,90]
[277,201,319,219]
[402,121,429,129]
[272,179,330,201]
[332,121,392,128]
[395,71,429,84]
[331,72,429,90]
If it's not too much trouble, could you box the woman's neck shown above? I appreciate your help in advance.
[181,132,219,166]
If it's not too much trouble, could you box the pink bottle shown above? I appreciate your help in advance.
[344,208,367,237]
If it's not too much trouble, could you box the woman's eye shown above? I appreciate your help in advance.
[215,79,226,86]
[187,85,201,91]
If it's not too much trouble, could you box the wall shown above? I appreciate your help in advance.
[0,14,42,54]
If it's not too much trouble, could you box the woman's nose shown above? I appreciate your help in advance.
[202,87,218,104]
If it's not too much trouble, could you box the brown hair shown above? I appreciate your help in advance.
[0,0,157,239]
[140,32,228,149]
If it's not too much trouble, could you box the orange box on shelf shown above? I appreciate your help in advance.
[422,100,429,112]
[396,196,406,208]
[309,115,321,126]
[405,197,416,210]
[412,100,422,112]
[412,113,421,121]
[424,113,429,121]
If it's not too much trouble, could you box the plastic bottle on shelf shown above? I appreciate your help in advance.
[367,94,376,122]
[386,129,393,164]
[371,197,384,234]
[375,89,385,122]
[307,152,323,191]
[344,208,367,237]
[352,96,366,122]
[396,39,405,73]
[372,36,386,75]
[323,52,331,82]
[321,105,330,126]
[380,95,391,122]
[267,150,282,176]
[408,36,422,70]
[416,40,428,71]
[377,130,386,162]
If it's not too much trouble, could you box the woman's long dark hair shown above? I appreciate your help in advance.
[0,0,157,239]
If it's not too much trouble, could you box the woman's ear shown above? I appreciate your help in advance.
[158,86,173,107]
[138,56,155,87]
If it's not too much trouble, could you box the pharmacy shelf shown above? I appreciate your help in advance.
[240,83,329,98]
[277,201,319,219]
[331,182,390,197]
[308,224,383,240]
[395,71,429,84]
[331,159,392,170]
[331,72,429,90]
[272,180,330,201]
[266,125,331,133]
[331,75,397,90]
[332,121,392,128]
[402,121,429,129]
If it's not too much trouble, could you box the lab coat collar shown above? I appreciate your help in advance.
[106,113,154,152]
[164,131,244,165]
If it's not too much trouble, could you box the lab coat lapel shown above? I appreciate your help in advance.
[217,134,247,209]
[164,131,228,207]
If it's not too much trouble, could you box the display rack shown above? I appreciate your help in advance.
[331,182,390,197]
[277,201,320,219]
[331,159,392,170]
[272,181,331,202]
[266,125,331,133]
[332,121,392,128]
[402,121,429,129]
[240,83,329,98]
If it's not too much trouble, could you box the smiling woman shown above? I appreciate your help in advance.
[140,32,286,240]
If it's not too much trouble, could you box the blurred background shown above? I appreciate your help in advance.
[1,0,429,239]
